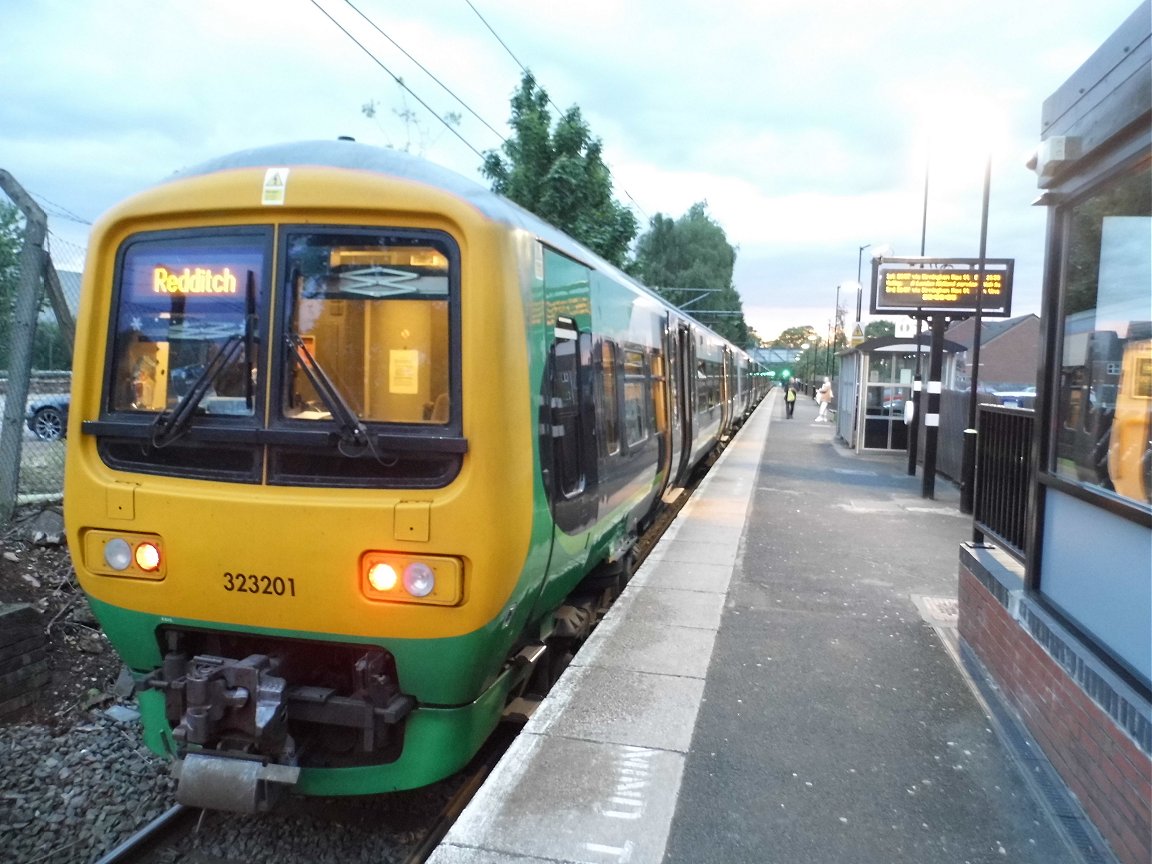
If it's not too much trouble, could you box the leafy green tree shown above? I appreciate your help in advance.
[32,320,70,371]
[0,203,25,368]
[631,203,749,345]
[772,326,819,348]
[0,204,71,371]
[482,72,637,268]
[865,320,895,338]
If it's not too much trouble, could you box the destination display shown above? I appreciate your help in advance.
[871,257,1014,317]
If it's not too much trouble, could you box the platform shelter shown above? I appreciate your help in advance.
[836,334,963,453]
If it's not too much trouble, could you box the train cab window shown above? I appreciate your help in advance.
[281,231,454,427]
[107,231,267,419]
[1052,162,1151,507]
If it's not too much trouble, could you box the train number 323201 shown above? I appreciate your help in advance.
[223,572,297,597]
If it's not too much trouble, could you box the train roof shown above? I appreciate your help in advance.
[172,140,603,265]
[168,139,745,352]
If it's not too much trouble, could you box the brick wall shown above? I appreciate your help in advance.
[959,560,1152,864]
[0,604,49,719]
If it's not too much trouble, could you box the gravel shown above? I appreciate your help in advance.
[0,702,468,864]
[0,710,175,863]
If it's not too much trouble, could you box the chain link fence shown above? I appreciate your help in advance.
[0,170,85,526]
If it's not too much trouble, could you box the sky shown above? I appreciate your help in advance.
[1,0,1143,342]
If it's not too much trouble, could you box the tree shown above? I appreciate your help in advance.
[0,203,71,371]
[32,320,70,371]
[631,203,749,345]
[362,78,461,155]
[0,203,24,367]
[772,326,820,348]
[865,320,895,338]
[482,72,637,268]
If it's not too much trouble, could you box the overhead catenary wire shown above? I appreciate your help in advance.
[464,0,649,223]
[308,0,488,161]
[340,0,507,145]
[463,0,567,121]
[313,0,649,224]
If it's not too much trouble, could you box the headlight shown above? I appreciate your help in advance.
[104,538,132,571]
[367,562,399,592]
[360,552,462,606]
[84,530,166,580]
[403,562,435,597]
[134,541,162,572]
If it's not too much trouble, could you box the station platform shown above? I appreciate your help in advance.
[429,390,1094,864]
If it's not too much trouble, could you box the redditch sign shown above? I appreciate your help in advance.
[870,257,1014,317]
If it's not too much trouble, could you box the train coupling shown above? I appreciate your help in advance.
[172,753,301,813]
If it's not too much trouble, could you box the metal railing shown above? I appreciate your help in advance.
[973,404,1035,559]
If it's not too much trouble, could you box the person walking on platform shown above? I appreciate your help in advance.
[815,377,833,422]
[785,380,797,418]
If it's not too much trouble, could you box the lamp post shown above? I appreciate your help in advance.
[855,244,871,322]
[960,153,993,515]
[800,342,811,393]
[827,284,843,375]
[908,152,931,476]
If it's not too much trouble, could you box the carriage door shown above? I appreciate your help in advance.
[661,318,683,496]
[721,346,734,431]
[674,324,695,485]
[550,316,586,500]
[545,315,600,538]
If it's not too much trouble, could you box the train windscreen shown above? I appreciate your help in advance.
[283,232,452,427]
[108,231,265,418]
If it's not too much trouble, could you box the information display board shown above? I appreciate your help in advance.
[871,257,1014,317]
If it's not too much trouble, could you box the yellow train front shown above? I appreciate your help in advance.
[65,140,759,811]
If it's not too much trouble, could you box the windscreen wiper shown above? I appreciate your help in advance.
[286,332,369,448]
[244,269,257,410]
[151,335,244,448]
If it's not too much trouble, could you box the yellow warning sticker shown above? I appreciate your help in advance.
[262,168,289,206]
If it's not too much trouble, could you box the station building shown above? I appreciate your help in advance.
[958,6,1151,864]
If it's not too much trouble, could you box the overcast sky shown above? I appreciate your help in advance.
[1,0,1142,341]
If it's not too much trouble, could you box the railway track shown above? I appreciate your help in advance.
[91,804,199,864]
[90,724,516,864]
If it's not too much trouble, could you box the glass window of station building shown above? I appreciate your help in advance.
[1033,57,1151,688]
[961,12,1151,862]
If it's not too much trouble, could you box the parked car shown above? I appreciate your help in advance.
[993,386,1037,407]
[26,395,69,441]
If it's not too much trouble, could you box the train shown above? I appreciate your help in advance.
[1107,333,1152,503]
[63,139,766,812]
[1057,316,1152,504]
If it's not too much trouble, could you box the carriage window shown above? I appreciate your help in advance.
[697,357,723,412]
[598,340,621,457]
[622,346,649,447]
[1053,162,1151,507]
[283,232,453,426]
[108,232,266,417]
